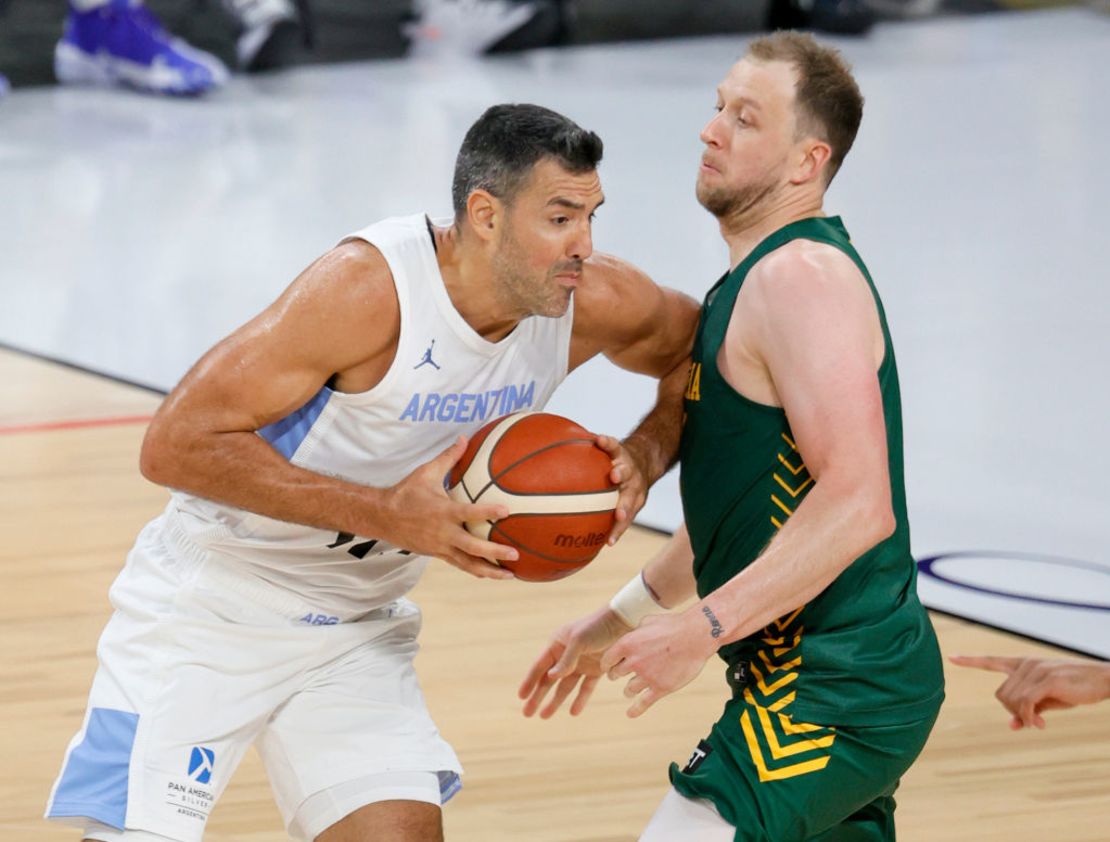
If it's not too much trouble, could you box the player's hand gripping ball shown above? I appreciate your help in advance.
[447,412,618,582]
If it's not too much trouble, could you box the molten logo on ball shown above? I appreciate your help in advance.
[554,531,607,550]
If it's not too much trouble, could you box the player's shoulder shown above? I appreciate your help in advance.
[269,239,401,368]
[576,252,653,310]
[291,238,397,313]
[584,252,651,285]
[314,237,392,286]
[747,237,867,307]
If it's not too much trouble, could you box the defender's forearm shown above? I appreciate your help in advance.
[694,479,894,647]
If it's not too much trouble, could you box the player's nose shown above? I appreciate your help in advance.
[567,224,592,262]
[700,113,724,147]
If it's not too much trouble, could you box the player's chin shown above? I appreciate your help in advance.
[694,179,716,209]
[539,291,573,318]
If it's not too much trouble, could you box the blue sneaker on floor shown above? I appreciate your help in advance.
[0,72,9,97]
[55,0,229,95]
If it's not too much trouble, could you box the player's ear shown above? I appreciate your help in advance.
[466,190,501,243]
[790,138,832,186]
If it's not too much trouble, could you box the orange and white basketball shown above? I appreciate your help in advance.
[447,411,619,582]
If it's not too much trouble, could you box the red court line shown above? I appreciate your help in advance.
[0,414,155,436]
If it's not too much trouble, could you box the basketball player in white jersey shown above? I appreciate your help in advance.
[45,104,698,842]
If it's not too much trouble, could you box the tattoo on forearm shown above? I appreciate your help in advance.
[701,606,723,639]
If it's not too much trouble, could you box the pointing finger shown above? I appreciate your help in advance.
[949,655,1022,674]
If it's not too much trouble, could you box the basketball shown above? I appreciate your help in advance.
[447,411,619,582]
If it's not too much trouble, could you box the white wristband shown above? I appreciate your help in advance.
[609,571,664,628]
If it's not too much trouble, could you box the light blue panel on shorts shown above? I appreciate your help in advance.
[439,771,462,803]
[258,386,332,459]
[48,707,139,829]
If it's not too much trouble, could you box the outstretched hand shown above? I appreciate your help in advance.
[382,436,518,579]
[950,654,1110,730]
[600,611,717,718]
[595,434,651,546]
[519,606,631,718]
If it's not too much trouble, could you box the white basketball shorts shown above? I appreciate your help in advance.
[639,787,735,842]
[45,515,462,842]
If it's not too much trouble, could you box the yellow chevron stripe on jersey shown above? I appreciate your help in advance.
[751,663,798,696]
[774,473,814,498]
[773,634,804,657]
[751,481,835,783]
[770,441,809,528]
[779,714,827,736]
[772,495,795,517]
[778,452,807,476]
[739,687,837,780]
[767,692,794,713]
[740,709,833,782]
[740,597,837,782]
[759,649,802,674]
[756,704,836,758]
[775,608,804,631]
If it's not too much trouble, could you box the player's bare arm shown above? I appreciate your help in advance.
[641,522,699,609]
[602,241,896,715]
[140,240,517,578]
[568,253,698,379]
[570,253,700,537]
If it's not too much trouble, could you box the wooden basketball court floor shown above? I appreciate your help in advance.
[2,348,1108,840]
[3,6,1110,840]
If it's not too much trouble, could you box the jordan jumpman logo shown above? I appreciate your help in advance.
[414,339,441,370]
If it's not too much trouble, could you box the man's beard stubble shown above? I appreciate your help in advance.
[696,174,777,225]
[492,225,576,319]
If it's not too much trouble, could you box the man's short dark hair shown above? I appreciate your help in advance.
[452,104,603,217]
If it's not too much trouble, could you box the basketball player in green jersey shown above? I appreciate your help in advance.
[520,32,945,841]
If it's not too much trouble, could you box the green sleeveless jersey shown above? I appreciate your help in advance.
[679,216,943,727]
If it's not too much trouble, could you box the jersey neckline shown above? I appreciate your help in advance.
[422,214,522,358]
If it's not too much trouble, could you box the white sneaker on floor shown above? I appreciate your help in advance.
[406,0,538,57]
[220,0,301,71]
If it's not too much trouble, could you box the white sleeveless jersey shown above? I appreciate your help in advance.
[165,214,574,621]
